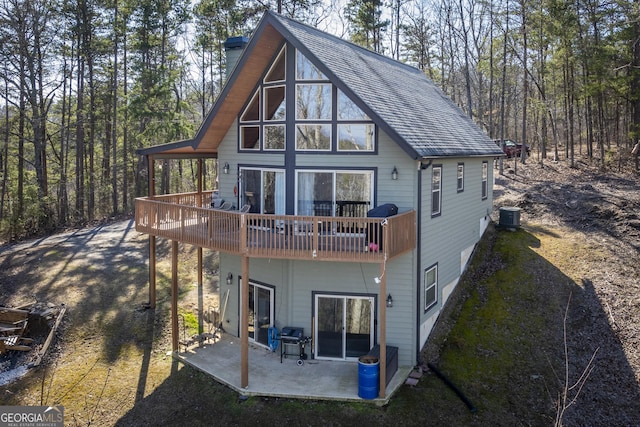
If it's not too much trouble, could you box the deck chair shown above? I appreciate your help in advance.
[210,197,224,209]
[197,307,220,344]
[215,201,233,211]
[239,204,251,213]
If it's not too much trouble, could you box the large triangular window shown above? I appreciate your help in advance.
[238,45,375,152]
[296,50,326,80]
[264,47,286,83]
[239,46,286,151]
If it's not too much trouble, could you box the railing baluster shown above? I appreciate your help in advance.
[135,197,415,262]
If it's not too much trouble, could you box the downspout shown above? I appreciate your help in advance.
[415,159,432,364]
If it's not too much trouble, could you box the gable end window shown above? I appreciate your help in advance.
[424,264,437,312]
[457,163,464,192]
[481,161,488,200]
[296,50,327,80]
[238,46,376,153]
[238,46,287,151]
[431,165,442,217]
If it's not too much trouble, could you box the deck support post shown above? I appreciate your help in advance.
[197,158,204,334]
[240,254,250,388]
[197,159,203,193]
[148,154,157,309]
[197,247,203,335]
[171,240,179,352]
[379,260,387,398]
[149,236,156,308]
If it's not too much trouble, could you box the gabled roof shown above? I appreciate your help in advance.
[139,10,503,159]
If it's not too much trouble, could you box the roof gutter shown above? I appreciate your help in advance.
[419,153,503,160]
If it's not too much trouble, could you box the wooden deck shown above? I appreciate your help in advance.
[135,192,416,263]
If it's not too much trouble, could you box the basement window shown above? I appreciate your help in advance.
[424,264,437,312]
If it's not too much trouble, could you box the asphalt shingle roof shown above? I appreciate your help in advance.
[269,12,503,159]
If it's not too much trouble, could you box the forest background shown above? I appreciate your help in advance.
[1,0,640,241]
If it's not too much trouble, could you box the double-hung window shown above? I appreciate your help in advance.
[431,166,442,216]
[457,163,464,192]
[481,161,488,199]
[424,264,437,311]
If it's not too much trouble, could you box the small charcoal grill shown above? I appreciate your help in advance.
[280,326,311,365]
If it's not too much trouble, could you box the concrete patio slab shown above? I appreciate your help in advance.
[175,333,411,405]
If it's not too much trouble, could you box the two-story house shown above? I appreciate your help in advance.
[135,11,503,400]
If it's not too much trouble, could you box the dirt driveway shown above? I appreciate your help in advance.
[0,220,221,425]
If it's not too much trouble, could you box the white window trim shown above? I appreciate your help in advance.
[294,169,374,216]
[336,123,375,152]
[457,163,464,192]
[295,123,332,151]
[263,46,286,84]
[263,124,286,151]
[424,264,438,312]
[239,167,286,214]
[481,161,488,200]
[295,83,332,121]
[295,50,328,81]
[240,89,260,123]
[431,166,442,216]
[263,85,286,122]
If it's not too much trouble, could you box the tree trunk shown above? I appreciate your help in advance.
[76,56,86,220]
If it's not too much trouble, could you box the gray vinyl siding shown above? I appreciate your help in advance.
[374,131,418,210]
[218,124,417,211]
[294,130,417,211]
[218,120,494,368]
[378,253,416,366]
[216,122,240,204]
[220,253,416,367]
[419,158,494,323]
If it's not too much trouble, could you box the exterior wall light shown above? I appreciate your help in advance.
[386,294,393,308]
[226,272,233,285]
[391,166,398,180]
[223,162,230,174]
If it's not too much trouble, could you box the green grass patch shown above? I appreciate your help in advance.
[435,227,556,417]
[179,309,199,336]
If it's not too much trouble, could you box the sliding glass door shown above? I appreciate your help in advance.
[314,294,374,360]
[248,283,274,347]
[296,170,373,218]
[240,168,285,214]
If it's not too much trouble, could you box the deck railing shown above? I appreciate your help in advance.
[135,192,416,263]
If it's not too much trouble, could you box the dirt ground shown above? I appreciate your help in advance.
[493,157,640,425]
[0,156,639,425]
[494,157,640,373]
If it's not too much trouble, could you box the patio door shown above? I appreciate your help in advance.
[314,294,374,360]
[296,170,373,217]
[248,282,274,347]
[240,168,285,214]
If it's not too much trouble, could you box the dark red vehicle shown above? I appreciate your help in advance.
[494,139,530,158]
